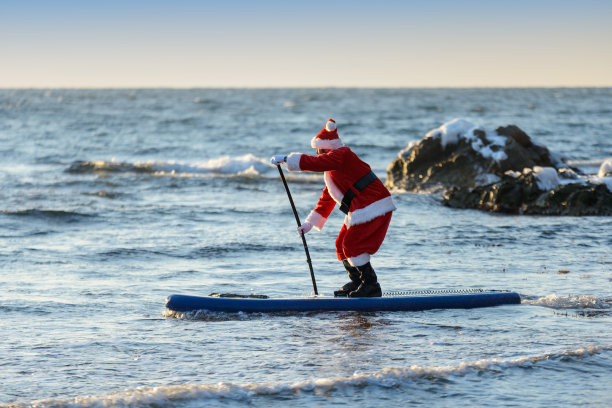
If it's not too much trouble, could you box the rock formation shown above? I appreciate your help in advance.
[386,119,612,215]
[443,168,612,215]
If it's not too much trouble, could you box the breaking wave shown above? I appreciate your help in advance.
[12,346,609,408]
[66,154,275,178]
[566,159,606,167]
[523,294,611,310]
[65,155,324,184]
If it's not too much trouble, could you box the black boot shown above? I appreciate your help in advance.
[333,259,361,297]
[348,262,382,297]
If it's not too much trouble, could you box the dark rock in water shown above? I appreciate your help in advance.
[386,119,567,193]
[443,172,612,215]
[496,125,559,170]
[388,119,612,216]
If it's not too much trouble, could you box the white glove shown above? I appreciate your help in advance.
[270,155,287,166]
[297,222,313,236]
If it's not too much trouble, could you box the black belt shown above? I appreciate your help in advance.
[339,171,379,214]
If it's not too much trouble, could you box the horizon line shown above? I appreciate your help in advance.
[2,85,612,90]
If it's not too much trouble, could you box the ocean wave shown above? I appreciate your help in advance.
[97,243,299,262]
[565,159,606,167]
[65,155,322,180]
[82,190,122,199]
[163,308,259,321]
[0,209,96,222]
[96,248,175,260]
[523,294,611,310]
[163,305,317,321]
[192,243,298,258]
[150,154,272,177]
[66,160,156,174]
[12,346,610,408]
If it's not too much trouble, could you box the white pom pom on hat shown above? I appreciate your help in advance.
[325,119,337,132]
[311,118,344,150]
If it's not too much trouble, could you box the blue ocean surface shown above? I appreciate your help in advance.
[0,88,611,407]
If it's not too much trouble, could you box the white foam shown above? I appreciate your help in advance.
[524,294,610,310]
[567,158,606,167]
[19,346,609,408]
[148,154,271,177]
[75,155,277,178]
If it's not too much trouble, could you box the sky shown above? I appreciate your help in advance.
[1,0,611,88]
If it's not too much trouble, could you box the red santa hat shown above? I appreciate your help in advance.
[310,119,344,150]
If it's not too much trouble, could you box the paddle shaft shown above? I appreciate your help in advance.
[276,165,318,295]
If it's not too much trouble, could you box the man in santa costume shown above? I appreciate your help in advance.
[271,119,396,297]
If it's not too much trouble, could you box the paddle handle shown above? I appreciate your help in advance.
[276,165,318,295]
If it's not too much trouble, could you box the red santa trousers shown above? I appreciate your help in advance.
[335,212,392,264]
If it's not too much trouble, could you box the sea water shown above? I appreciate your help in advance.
[0,88,610,407]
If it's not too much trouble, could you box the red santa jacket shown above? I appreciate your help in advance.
[286,147,396,230]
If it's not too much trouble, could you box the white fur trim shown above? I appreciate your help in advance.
[345,196,396,228]
[348,253,370,267]
[324,172,344,205]
[325,120,337,131]
[305,210,327,231]
[310,137,344,150]
[286,153,302,171]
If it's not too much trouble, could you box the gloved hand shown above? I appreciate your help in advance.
[297,222,313,236]
[270,155,287,166]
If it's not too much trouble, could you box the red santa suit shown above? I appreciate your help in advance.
[286,119,396,267]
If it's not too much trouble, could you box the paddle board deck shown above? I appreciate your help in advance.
[165,290,521,313]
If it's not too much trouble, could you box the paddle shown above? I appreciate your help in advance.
[276,165,318,295]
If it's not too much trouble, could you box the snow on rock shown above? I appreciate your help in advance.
[426,118,475,148]
[398,141,417,158]
[592,176,612,193]
[588,159,612,193]
[532,166,560,191]
[426,118,508,162]
[598,158,612,177]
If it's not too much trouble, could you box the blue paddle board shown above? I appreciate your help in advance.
[165,290,521,313]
